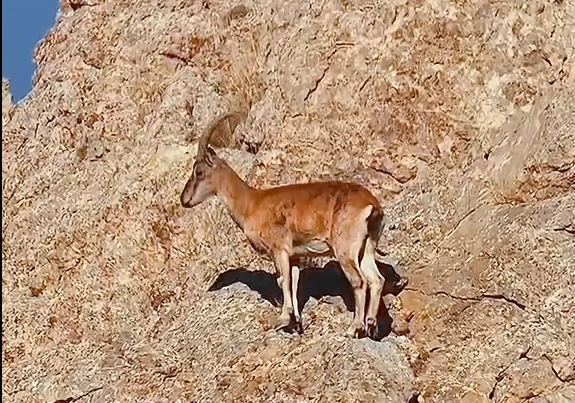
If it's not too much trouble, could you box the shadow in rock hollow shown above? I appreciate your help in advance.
[208,258,408,340]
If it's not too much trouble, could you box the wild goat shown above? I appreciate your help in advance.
[180,111,390,338]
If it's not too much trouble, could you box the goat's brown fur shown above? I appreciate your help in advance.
[181,111,387,338]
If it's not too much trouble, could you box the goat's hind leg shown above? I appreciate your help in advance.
[332,232,369,338]
[273,250,296,332]
[335,256,367,338]
[360,239,385,338]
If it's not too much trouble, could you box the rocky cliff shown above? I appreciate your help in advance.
[2,0,574,402]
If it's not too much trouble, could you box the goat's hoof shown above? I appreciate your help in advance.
[294,320,303,335]
[294,318,304,334]
[366,317,377,338]
[347,323,365,339]
[395,277,409,290]
[274,315,293,332]
[353,328,365,339]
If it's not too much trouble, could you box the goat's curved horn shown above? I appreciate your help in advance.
[196,111,246,165]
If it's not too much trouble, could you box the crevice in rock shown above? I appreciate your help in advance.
[443,206,480,239]
[542,354,568,383]
[553,225,575,235]
[538,51,553,67]
[519,345,531,359]
[488,382,497,400]
[488,345,531,400]
[405,287,527,311]
[443,200,534,242]
[489,345,531,400]
[53,386,103,403]
[239,140,261,155]
[477,293,527,310]
[68,0,97,12]
[406,392,420,403]
[304,65,330,102]
[159,51,190,65]
[82,58,102,70]
[370,165,415,184]
[304,47,339,102]
[358,75,372,93]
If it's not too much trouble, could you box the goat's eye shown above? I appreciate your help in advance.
[195,167,204,178]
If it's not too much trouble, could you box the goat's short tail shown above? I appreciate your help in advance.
[367,206,385,243]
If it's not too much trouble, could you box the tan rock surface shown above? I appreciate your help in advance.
[2,0,574,402]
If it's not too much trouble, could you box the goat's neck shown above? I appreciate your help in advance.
[214,161,255,230]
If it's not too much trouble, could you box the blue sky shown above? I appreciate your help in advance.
[2,0,60,102]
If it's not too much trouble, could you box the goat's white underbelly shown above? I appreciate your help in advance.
[293,240,330,255]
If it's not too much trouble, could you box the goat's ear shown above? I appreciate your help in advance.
[203,145,216,167]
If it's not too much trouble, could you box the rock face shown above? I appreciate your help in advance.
[2,0,574,402]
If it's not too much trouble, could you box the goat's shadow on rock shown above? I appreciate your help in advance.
[208,259,408,341]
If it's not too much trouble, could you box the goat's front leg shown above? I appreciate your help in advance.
[273,250,295,331]
[276,267,301,316]
[276,266,303,334]
[290,265,302,333]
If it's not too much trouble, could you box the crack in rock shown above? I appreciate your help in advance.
[304,47,339,102]
[553,225,575,235]
[542,354,571,383]
[406,287,527,310]
[159,51,190,65]
[53,386,103,403]
[488,345,531,400]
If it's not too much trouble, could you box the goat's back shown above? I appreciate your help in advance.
[253,181,381,242]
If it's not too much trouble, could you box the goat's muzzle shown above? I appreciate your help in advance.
[180,178,196,208]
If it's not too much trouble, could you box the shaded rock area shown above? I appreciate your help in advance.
[2,0,574,402]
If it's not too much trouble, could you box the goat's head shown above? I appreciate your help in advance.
[180,122,221,208]
[180,111,244,208]
[180,149,220,208]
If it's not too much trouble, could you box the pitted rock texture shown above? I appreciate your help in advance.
[2,0,574,402]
